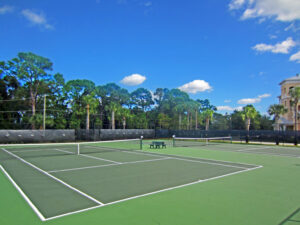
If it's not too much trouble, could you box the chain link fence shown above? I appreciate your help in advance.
[2,129,300,145]
[75,129,155,141]
[0,130,75,143]
[0,129,155,143]
[155,129,300,145]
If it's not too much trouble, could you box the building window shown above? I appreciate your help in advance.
[284,88,286,94]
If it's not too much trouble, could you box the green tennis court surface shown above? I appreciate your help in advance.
[279,208,300,225]
[1,139,300,225]
[172,139,300,158]
[0,140,260,221]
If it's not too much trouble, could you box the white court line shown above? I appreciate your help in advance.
[44,165,263,221]
[208,146,300,158]
[9,149,53,153]
[54,146,252,170]
[170,157,249,169]
[53,148,122,165]
[234,150,300,158]
[0,138,139,147]
[48,157,171,173]
[131,149,257,169]
[84,145,150,157]
[54,148,75,155]
[175,136,232,140]
[1,148,104,206]
[49,152,248,173]
[235,146,273,152]
[1,146,263,221]
[133,149,260,168]
[78,153,122,164]
[0,165,46,221]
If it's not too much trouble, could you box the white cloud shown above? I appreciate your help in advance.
[217,106,243,111]
[285,23,300,32]
[258,93,271,98]
[120,74,146,86]
[0,5,13,14]
[229,0,300,22]
[238,98,261,104]
[238,93,271,104]
[144,1,152,7]
[229,0,246,10]
[236,106,243,111]
[290,51,300,63]
[269,35,277,39]
[21,9,54,30]
[178,80,212,94]
[252,37,296,54]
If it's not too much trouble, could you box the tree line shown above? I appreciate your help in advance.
[0,52,276,130]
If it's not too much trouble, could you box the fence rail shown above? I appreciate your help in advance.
[155,129,300,145]
[0,129,155,143]
[1,129,300,145]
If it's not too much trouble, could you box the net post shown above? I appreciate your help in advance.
[230,136,232,144]
[172,135,176,147]
[77,143,80,155]
[140,136,143,150]
[206,138,208,145]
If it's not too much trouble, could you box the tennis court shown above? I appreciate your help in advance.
[0,139,261,221]
[173,137,300,158]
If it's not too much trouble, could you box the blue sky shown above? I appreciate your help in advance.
[0,0,300,114]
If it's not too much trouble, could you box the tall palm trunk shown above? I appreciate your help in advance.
[30,93,36,129]
[122,116,126,129]
[245,118,251,131]
[111,110,115,130]
[275,117,280,131]
[86,104,90,130]
[187,112,190,130]
[205,118,209,131]
[294,105,298,131]
[195,110,198,130]
[178,114,182,129]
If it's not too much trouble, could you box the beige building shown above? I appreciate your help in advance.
[278,74,300,130]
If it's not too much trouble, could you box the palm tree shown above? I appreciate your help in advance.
[120,108,132,129]
[174,102,186,130]
[82,93,99,130]
[194,101,200,130]
[202,109,214,131]
[241,105,257,131]
[268,104,287,131]
[289,87,300,131]
[105,101,121,129]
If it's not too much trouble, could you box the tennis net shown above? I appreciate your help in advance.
[173,136,232,147]
[0,143,79,161]
[78,139,141,155]
[0,139,141,160]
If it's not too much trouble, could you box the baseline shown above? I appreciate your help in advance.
[48,157,171,173]
[1,148,104,206]
[128,149,260,168]
[0,165,46,221]
[44,164,262,221]
[49,152,249,173]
